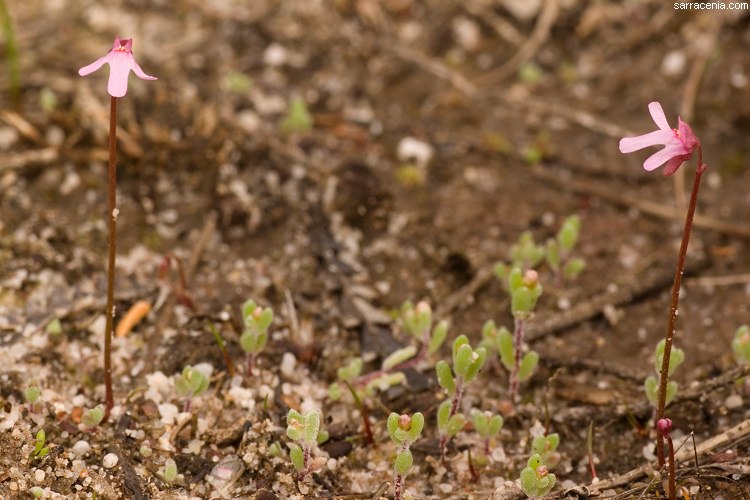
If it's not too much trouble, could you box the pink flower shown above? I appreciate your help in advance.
[79,36,157,97]
[619,102,699,177]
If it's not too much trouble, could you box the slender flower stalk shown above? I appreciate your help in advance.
[103,95,118,420]
[79,36,157,421]
[619,102,703,466]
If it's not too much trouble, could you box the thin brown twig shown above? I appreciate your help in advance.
[475,0,559,86]
[457,0,522,46]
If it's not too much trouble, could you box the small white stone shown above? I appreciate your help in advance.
[439,483,453,493]
[71,441,91,457]
[725,394,743,410]
[263,43,288,67]
[102,453,118,468]
[34,469,45,482]
[661,50,686,77]
[280,352,297,379]
[397,137,434,168]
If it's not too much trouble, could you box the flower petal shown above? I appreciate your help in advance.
[619,129,674,153]
[648,102,670,131]
[130,59,157,81]
[642,144,687,171]
[78,55,110,76]
[107,62,131,98]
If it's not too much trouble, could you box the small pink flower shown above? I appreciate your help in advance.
[619,102,699,177]
[79,36,157,97]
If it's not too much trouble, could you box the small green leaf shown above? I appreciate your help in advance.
[488,414,504,436]
[453,344,473,378]
[387,413,401,444]
[394,450,413,475]
[382,346,417,370]
[290,445,304,470]
[563,258,585,278]
[303,410,322,445]
[329,383,341,401]
[407,412,424,441]
[428,321,448,354]
[317,430,329,444]
[445,413,466,436]
[520,465,539,497]
[559,215,580,252]
[472,411,489,435]
[464,347,487,384]
[518,351,539,380]
[437,400,451,430]
[508,266,523,293]
[163,458,178,482]
[257,308,274,331]
[498,328,515,371]
[436,361,455,395]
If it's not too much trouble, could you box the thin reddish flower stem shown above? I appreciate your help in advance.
[655,147,705,466]
[103,96,118,422]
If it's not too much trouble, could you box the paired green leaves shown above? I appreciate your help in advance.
[387,412,424,447]
[644,339,684,407]
[520,454,556,499]
[174,365,211,399]
[286,408,328,477]
[471,410,503,438]
[531,433,560,467]
[240,299,274,355]
[436,400,466,437]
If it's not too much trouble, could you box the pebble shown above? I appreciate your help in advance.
[34,469,45,482]
[72,440,91,457]
[725,394,743,410]
[280,352,297,379]
[102,453,118,468]
[661,50,686,77]
[397,137,434,168]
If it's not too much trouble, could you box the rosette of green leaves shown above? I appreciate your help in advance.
[508,267,543,319]
[387,412,424,475]
[400,300,447,354]
[732,325,750,365]
[531,433,560,467]
[436,335,487,396]
[644,339,684,406]
[240,300,274,356]
[471,410,503,440]
[174,365,211,400]
[286,409,328,472]
[520,454,556,499]
[546,215,585,279]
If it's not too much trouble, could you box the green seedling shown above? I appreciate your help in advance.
[546,215,585,287]
[520,454,556,499]
[240,299,274,376]
[30,429,49,460]
[30,487,44,498]
[162,458,179,483]
[436,335,486,461]
[81,405,105,431]
[499,268,543,403]
[644,339,684,409]
[494,232,546,281]
[732,325,750,365]
[25,379,42,413]
[286,409,328,480]
[531,433,560,467]
[387,413,424,500]
[174,364,212,412]
[351,301,446,389]
[471,410,504,457]
[280,96,313,135]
